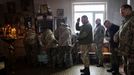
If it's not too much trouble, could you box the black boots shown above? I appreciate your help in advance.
[80,67,90,75]
[96,64,104,67]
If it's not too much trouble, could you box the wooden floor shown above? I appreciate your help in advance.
[10,63,112,75]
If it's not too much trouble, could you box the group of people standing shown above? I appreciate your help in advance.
[76,15,105,75]
[76,4,134,75]
[23,4,134,75]
[24,20,73,68]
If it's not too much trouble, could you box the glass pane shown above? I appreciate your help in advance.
[74,13,93,33]
[74,5,105,11]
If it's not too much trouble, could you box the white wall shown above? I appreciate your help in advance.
[47,0,72,25]
[0,0,128,33]
[130,0,134,9]
[41,0,126,33]
[107,0,121,25]
[46,0,109,33]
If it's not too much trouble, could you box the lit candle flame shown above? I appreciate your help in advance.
[2,24,17,39]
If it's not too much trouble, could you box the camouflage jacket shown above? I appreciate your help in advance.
[76,22,93,44]
[23,29,38,45]
[41,29,58,49]
[118,12,134,55]
[94,24,105,44]
[54,25,72,46]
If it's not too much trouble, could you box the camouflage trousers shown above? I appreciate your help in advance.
[47,46,73,68]
[121,51,134,75]
[95,43,103,65]
[79,44,91,67]
[24,44,39,65]
[127,51,134,75]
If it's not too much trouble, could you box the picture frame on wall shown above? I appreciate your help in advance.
[40,4,48,14]
[54,17,67,30]
[57,9,64,17]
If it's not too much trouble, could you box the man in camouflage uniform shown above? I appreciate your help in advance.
[40,29,58,68]
[94,18,105,67]
[54,23,73,68]
[23,29,40,66]
[76,15,93,75]
[41,29,58,49]
[114,4,134,75]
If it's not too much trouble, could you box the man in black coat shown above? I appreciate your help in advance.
[104,20,119,75]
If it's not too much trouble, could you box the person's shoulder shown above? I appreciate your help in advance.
[100,25,105,29]
[87,23,92,26]
[86,23,92,28]
[112,24,119,28]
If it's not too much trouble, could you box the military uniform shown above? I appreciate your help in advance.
[76,22,93,68]
[54,24,73,68]
[23,29,39,65]
[117,12,134,75]
[40,29,58,67]
[94,24,105,66]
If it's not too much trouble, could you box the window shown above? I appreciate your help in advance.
[72,2,107,33]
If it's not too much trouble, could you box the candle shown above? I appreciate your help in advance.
[10,27,17,39]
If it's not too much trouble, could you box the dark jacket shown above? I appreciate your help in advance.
[106,24,119,48]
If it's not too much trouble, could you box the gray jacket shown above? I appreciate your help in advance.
[94,24,105,44]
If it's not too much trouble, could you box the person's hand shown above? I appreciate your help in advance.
[77,18,80,23]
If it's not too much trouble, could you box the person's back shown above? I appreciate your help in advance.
[55,23,72,46]
[109,24,119,47]
[23,29,39,65]
[54,23,73,68]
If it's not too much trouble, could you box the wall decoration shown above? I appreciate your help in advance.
[40,4,48,14]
